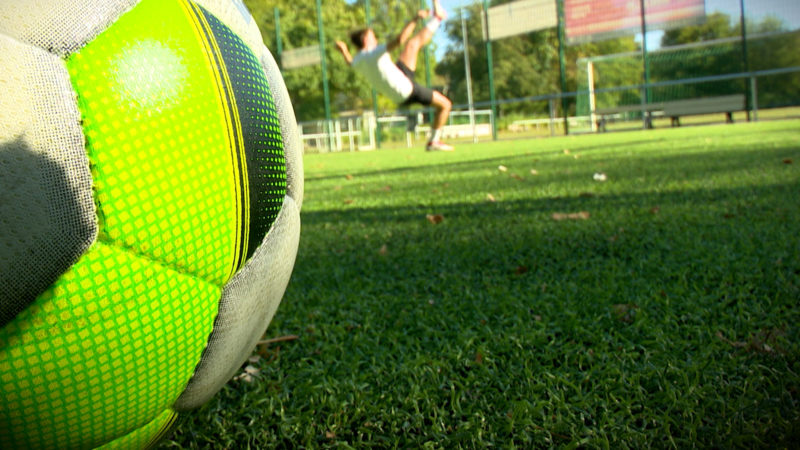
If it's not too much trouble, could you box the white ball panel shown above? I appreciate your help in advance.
[0,34,96,325]
[174,195,301,411]
[0,0,138,56]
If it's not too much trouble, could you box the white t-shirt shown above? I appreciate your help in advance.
[351,44,413,104]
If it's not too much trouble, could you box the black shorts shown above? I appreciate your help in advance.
[396,61,434,106]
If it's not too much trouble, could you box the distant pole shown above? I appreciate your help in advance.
[556,0,569,135]
[639,0,651,129]
[461,9,476,143]
[274,8,282,67]
[315,0,332,150]
[420,0,433,125]
[739,0,751,121]
[588,61,597,132]
[482,0,498,140]
[365,0,381,148]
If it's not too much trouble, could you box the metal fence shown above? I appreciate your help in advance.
[252,0,800,152]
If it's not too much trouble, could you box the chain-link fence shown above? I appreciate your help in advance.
[246,0,800,152]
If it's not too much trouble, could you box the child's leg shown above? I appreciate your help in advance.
[397,16,441,72]
[432,0,446,20]
[430,91,452,138]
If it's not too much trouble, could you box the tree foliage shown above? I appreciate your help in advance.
[244,0,442,121]
[245,0,366,121]
[653,12,800,106]
[242,1,799,120]
[434,1,636,116]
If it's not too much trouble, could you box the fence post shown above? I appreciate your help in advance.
[739,0,751,121]
[420,0,434,127]
[556,0,569,135]
[461,9,477,143]
[315,0,333,151]
[365,0,381,149]
[639,0,652,130]
[482,0,498,140]
[274,8,282,67]
[588,61,597,132]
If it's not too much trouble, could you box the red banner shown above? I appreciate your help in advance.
[566,0,705,43]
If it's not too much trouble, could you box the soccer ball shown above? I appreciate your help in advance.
[0,0,303,447]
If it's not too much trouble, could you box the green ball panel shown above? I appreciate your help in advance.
[0,242,220,448]
[97,409,177,450]
[66,0,244,286]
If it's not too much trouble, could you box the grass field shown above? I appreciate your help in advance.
[163,120,800,448]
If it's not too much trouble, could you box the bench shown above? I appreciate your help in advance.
[662,94,745,127]
[508,118,552,132]
[508,118,581,133]
[595,103,664,132]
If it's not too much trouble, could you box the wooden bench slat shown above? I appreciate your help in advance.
[662,94,745,116]
[596,103,664,115]
[594,94,746,131]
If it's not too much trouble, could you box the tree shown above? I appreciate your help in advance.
[245,0,446,121]
[245,0,372,121]
[435,1,637,116]
[653,12,800,105]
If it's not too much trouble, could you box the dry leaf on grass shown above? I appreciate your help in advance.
[530,169,539,175]
[426,214,444,224]
[783,158,793,164]
[513,265,529,275]
[233,364,260,383]
[258,335,299,346]
[716,328,785,354]
[256,335,299,363]
[498,165,508,172]
[486,193,496,202]
[378,244,388,255]
[716,331,747,348]
[612,303,638,323]
[552,211,590,220]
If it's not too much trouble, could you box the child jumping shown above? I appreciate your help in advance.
[335,0,453,151]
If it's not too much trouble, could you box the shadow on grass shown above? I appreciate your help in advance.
[305,120,800,185]
[304,139,658,183]
[304,181,797,225]
[166,123,800,448]
[293,176,799,333]
[253,174,800,447]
